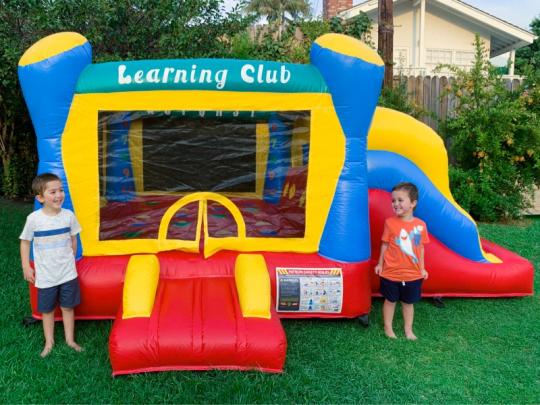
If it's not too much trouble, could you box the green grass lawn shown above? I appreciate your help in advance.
[1,199,538,404]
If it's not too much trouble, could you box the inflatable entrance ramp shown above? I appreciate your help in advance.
[110,253,286,374]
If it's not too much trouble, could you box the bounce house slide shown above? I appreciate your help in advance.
[366,108,534,297]
[18,32,533,376]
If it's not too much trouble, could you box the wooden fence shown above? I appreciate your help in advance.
[393,75,524,130]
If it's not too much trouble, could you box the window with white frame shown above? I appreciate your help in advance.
[426,49,453,65]
[455,51,475,66]
[394,48,409,68]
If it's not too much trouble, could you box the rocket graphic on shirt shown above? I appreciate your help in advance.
[395,225,423,263]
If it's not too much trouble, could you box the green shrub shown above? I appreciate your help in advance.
[230,15,373,64]
[0,0,253,198]
[0,129,36,198]
[328,14,373,46]
[440,35,540,221]
[449,165,533,222]
[378,76,427,119]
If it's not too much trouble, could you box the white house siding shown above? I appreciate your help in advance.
[355,2,491,75]
[424,5,490,74]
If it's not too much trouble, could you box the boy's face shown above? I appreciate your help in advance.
[36,180,65,211]
[391,189,417,219]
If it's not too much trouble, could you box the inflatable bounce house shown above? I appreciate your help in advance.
[18,32,533,375]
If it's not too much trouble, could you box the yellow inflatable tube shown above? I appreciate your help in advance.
[368,107,472,221]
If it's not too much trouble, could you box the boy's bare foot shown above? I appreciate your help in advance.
[405,332,418,340]
[384,327,397,339]
[66,341,83,352]
[40,344,53,358]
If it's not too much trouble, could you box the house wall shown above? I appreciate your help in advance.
[354,2,491,75]
[424,5,490,74]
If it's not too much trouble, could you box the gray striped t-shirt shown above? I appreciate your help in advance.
[20,208,81,288]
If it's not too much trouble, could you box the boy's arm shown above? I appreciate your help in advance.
[420,222,429,279]
[419,245,428,279]
[20,240,35,284]
[375,242,388,275]
[71,235,78,257]
[69,212,81,257]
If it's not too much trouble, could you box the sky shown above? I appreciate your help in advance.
[441,0,539,31]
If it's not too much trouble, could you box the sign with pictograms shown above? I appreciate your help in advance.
[276,267,343,313]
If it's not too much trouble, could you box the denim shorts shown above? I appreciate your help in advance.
[37,277,81,313]
[380,277,423,304]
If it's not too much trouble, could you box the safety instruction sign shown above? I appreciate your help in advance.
[276,267,343,313]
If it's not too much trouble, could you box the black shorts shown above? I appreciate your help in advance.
[37,277,81,313]
[380,277,423,304]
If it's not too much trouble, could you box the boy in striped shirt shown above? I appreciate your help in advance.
[20,173,82,357]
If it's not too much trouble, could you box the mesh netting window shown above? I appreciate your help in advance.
[98,110,310,241]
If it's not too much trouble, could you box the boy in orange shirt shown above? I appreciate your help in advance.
[375,182,429,340]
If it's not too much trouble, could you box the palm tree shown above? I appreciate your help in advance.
[244,0,311,39]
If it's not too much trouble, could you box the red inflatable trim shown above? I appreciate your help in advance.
[29,251,372,320]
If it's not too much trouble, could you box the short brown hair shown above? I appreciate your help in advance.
[392,182,419,203]
[32,173,61,196]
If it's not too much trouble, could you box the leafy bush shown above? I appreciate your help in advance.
[440,35,540,221]
[449,166,534,222]
[328,14,374,47]
[0,0,252,198]
[378,76,427,119]
[1,132,36,199]
[230,14,373,64]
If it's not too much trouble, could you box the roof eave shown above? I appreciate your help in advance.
[338,0,536,49]
[491,39,536,58]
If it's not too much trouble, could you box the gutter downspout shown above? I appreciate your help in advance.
[419,0,426,74]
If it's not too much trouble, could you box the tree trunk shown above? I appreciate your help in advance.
[378,0,393,89]
[0,119,16,195]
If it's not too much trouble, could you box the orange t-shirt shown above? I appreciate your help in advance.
[380,216,429,282]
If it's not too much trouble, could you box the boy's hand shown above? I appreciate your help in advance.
[421,268,429,279]
[374,264,382,275]
[23,266,35,284]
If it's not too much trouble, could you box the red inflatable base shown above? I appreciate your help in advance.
[26,251,371,374]
[28,252,372,321]
[26,191,533,326]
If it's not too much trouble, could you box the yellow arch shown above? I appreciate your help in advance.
[158,192,247,241]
